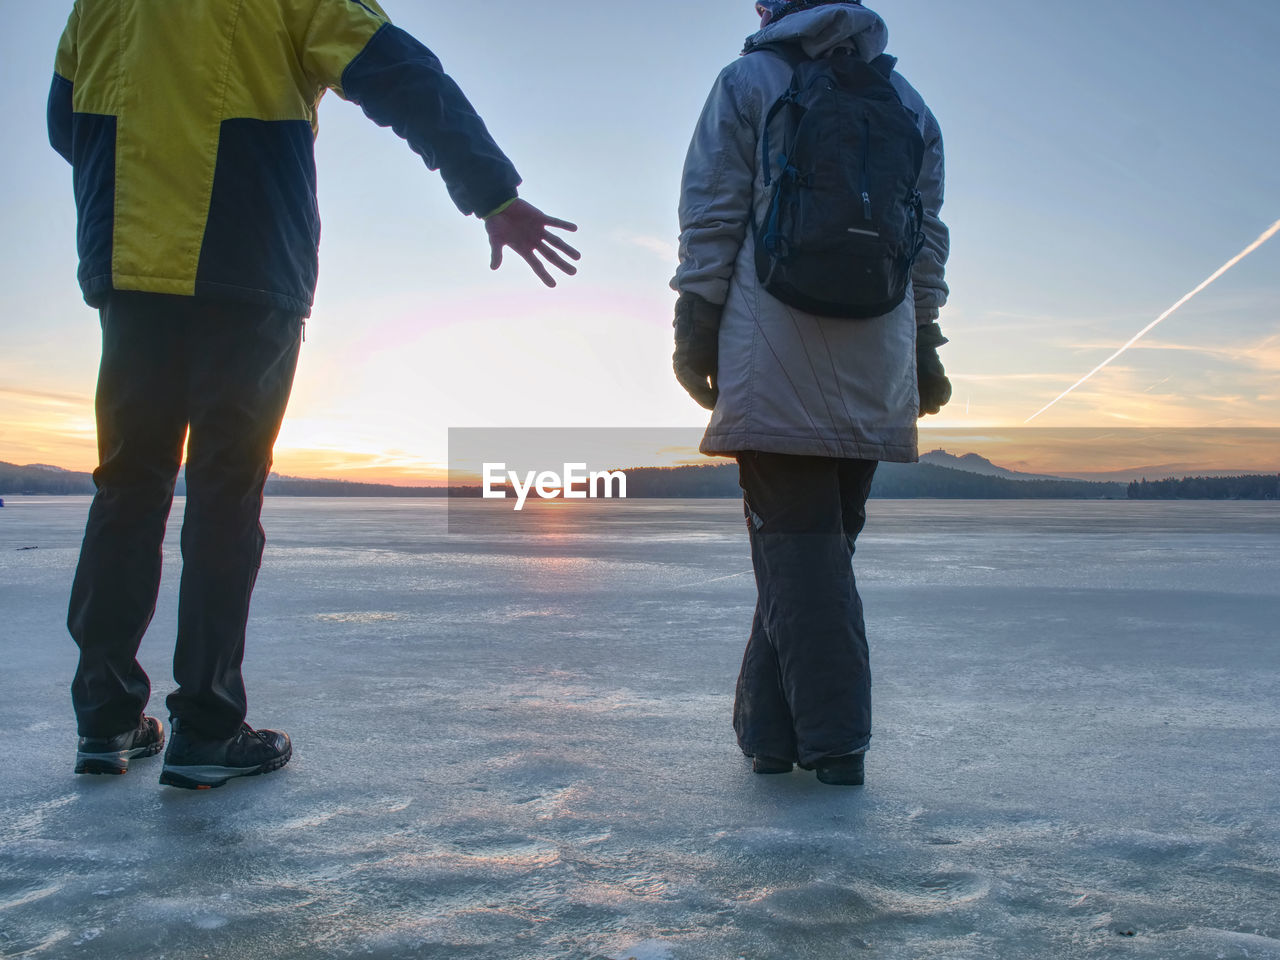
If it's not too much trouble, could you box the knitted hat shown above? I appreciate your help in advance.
[757,0,859,23]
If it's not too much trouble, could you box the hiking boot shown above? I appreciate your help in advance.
[815,752,865,786]
[159,720,292,790]
[751,756,794,775]
[75,716,165,775]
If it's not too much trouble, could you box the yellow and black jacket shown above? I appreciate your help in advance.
[48,0,521,316]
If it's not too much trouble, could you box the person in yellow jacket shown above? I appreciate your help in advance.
[52,0,580,790]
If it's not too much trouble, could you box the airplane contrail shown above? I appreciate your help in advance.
[1025,218,1280,423]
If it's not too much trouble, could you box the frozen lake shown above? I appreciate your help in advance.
[1,497,1278,960]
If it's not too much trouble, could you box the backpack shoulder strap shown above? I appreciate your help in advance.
[757,43,808,190]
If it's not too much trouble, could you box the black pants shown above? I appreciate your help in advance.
[68,292,302,739]
[734,451,878,768]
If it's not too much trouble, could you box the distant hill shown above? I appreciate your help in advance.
[919,449,1066,481]
[0,461,95,495]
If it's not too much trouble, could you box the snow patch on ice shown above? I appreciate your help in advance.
[2,929,71,958]
[143,897,232,931]
[0,884,60,912]
[608,939,677,960]
[71,927,103,946]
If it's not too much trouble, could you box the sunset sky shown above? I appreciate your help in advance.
[2,0,1277,482]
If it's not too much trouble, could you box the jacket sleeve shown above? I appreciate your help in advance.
[912,105,950,323]
[672,64,759,306]
[300,0,521,217]
[48,5,79,164]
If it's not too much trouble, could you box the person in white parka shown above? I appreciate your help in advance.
[671,0,953,785]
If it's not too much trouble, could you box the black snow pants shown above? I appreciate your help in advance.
[733,451,878,768]
[68,291,302,740]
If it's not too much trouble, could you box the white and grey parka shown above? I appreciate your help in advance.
[673,3,949,463]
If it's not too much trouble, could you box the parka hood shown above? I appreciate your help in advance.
[744,2,889,61]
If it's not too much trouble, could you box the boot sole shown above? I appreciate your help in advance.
[74,737,166,776]
[159,745,292,790]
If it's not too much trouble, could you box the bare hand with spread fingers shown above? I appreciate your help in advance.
[485,199,581,287]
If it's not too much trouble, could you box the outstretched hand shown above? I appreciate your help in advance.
[485,199,580,288]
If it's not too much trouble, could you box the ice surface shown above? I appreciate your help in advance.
[1,497,1278,959]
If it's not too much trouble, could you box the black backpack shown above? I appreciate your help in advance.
[752,44,926,319]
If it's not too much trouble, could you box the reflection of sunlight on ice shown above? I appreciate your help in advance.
[524,786,583,821]
[314,611,403,624]
[577,873,672,904]
[276,809,344,831]
[451,840,561,870]
[273,797,416,834]
[521,500,590,541]
[489,673,673,719]
[2,795,76,838]
[857,870,992,911]
[353,840,562,877]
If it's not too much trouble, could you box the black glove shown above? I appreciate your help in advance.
[673,292,723,410]
[917,322,952,418]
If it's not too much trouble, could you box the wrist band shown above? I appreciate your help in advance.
[482,197,518,220]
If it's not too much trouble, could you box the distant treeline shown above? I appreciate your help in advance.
[615,465,738,498]
[876,463,1125,499]
[262,478,450,497]
[875,463,1126,499]
[576,462,1127,499]
[0,462,457,499]
[3,460,1274,501]
[0,462,94,495]
[1127,475,1280,500]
